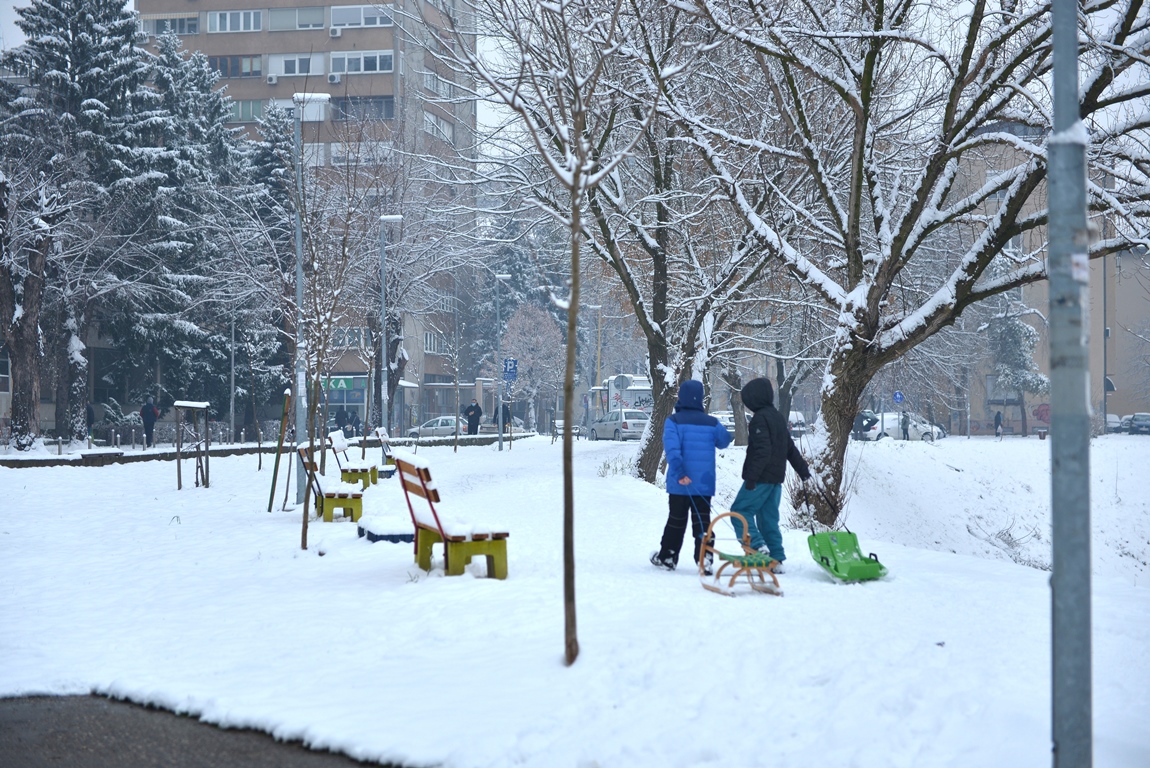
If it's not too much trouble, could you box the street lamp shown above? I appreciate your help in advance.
[379,214,403,434]
[585,305,601,428]
[494,273,511,451]
[292,92,329,503]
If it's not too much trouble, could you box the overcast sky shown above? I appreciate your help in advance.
[1,3,24,53]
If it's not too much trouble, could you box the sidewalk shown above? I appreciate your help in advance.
[0,696,396,767]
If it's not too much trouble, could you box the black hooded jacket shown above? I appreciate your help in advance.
[740,378,810,487]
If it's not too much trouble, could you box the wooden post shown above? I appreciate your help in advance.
[203,412,211,488]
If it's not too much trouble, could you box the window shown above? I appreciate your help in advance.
[330,5,394,27]
[424,111,454,144]
[425,72,453,100]
[208,56,262,78]
[332,96,395,121]
[228,100,264,123]
[151,17,199,36]
[435,293,455,312]
[331,140,393,167]
[424,332,446,354]
[0,349,8,393]
[330,327,365,348]
[269,7,324,30]
[208,10,262,32]
[270,54,323,77]
[330,50,393,75]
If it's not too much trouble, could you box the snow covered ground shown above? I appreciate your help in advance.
[1,434,1148,767]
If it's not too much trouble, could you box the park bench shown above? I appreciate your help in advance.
[297,445,364,523]
[327,430,378,490]
[392,451,509,579]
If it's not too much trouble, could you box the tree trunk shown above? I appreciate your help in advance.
[807,347,876,526]
[0,209,49,451]
[1019,391,1028,436]
[562,186,581,668]
[720,365,747,445]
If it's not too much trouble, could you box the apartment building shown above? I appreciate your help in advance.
[134,0,476,432]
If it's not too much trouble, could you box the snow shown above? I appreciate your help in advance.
[1,436,1148,767]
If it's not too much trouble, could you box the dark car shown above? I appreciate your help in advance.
[1129,413,1150,435]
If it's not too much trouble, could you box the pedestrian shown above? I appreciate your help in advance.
[994,410,1003,438]
[140,396,159,448]
[334,407,348,431]
[729,378,811,573]
[500,402,512,433]
[650,380,732,573]
[462,399,483,435]
[347,410,361,436]
[901,410,910,441]
[85,401,95,438]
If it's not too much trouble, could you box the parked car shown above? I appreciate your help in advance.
[1129,413,1150,435]
[858,411,940,441]
[1119,414,1134,433]
[714,411,737,431]
[1105,414,1123,433]
[407,416,460,439]
[589,409,649,441]
[552,419,583,438]
[788,411,808,438]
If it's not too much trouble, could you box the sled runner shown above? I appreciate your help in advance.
[807,530,887,582]
[698,512,783,597]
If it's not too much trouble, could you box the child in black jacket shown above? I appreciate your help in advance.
[731,378,810,571]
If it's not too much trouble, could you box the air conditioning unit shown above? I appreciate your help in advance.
[327,73,341,85]
[329,26,342,38]
[266,74,278,85]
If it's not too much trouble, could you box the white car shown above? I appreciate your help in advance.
[407,416,460,439]
[589,409,649,441]
[860,412,940,442]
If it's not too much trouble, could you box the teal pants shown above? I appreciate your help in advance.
[730,482,785,562]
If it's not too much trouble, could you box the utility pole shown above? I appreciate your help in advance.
[1048,1,1092,764]
[494,273,511,450]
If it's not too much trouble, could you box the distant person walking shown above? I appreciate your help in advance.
[85,402,95,439]
[140,396,159,448]
[994,410,1003,438]
[730,378,810,573]
[650,380,732,573]
[500,403,512,433]
[901,411,910,441]
[462,399,483,435]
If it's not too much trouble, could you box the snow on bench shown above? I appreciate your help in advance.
[391,450,509,579]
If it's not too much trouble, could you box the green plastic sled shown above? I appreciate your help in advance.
[807,531,888,582]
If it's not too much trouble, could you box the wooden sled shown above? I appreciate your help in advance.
[807,531,888,582]
[698,512,783,597]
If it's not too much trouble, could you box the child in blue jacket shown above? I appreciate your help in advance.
[651,380,732,572]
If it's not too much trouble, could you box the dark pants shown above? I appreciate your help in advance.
[466,418,479,435]
[902,428,909,440]
[656,494,713,566]
[144,423,155,447]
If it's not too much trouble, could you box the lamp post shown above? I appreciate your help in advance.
[291,92,328,503]
[585,305,601,427]
[494,273,511,451]
[379,214,403,434]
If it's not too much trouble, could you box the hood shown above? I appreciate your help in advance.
[740,378,774,411]
[674,379,705,412]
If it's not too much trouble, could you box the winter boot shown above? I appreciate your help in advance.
[649,551,676,571]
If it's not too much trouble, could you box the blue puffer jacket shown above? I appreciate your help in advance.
[663,380,733,497]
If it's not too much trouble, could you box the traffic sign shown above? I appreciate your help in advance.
[503,358,518,381]
[893,390,905,404]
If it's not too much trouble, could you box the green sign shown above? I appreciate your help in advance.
[320,376,366,391]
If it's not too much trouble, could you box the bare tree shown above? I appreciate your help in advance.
[671,0,1150,522]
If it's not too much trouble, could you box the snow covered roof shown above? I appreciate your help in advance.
[173,400,210,409]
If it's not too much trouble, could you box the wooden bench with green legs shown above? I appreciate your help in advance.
[393,452,509,579]
[297,445,364,523]
[327,430,378,490]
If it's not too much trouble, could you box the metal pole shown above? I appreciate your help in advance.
[379,215,401,434]
[229,313,235,444]
[494,273,511,451]
[1102,253,1107,429]
[1048,1,1092,764]
[496,276,503,452]
[293,98,307,505]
